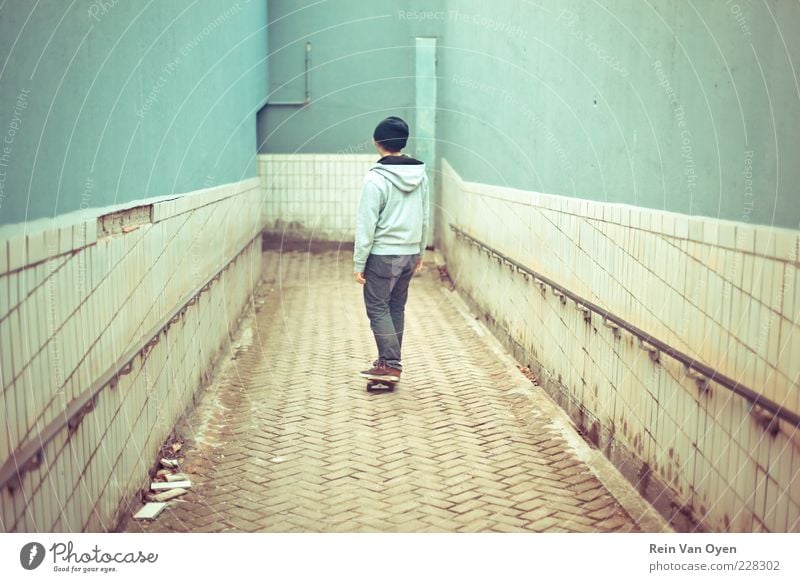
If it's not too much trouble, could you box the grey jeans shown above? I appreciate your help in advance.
[362,253,420,370]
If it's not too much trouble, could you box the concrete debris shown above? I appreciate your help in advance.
[136,445,193,521]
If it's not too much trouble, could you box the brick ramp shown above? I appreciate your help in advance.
[124,250,650,533]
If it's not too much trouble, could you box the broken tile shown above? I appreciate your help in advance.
[151,480,192,491]
[146,488,189,503]
[160,458,180,469]
[133,502,167,520]
[165,473,189,482]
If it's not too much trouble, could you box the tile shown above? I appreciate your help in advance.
[753,353,771,405]
[779,321,800,384]
[794,266,800,324]
[747,301,764,361]
[688,217,704,242]
[58,226,73,255]
[702,220,719,247]
[753,461,770,526]
[8,235,24,272]
[758,259,776,313]
[133,502,168,520]
[719,280,734,334]
[770,439,794,532]
[705,271,724,316]
[732,342,756,400]
[9,307,25,379]
[628,207,640,229]
[7,272,19,315]
[703,245,721,276]
[618,206,630,227]
[773,230,798,263]
[661,213,675,237]
[650,211,664,235]
[765,260,784,316]
[19,293,38,363]
[26,231,47,266]
[72,223,87,251]
[674,215,689,239]
[729,287,747,346]
[151,202,168,223]
[43,229,60,261]
[780,263,797,321]
[0,240,8,275]
[654,240,668,283]
[0,317,14,387]
[578,199,589,218]
[725,251,745,288]
[755,228,776,258]
[742,254,756,296]
[0,275,8,327]
[718,222,736,250]
[735,224,756,253]
[586,200,600,220]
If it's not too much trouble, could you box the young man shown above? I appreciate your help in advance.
[354,116,429,382]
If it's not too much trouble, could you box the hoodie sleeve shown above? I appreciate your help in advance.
[354,176,383,273]
[419,174,430,255]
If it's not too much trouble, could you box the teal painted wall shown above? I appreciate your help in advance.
[8,1,791,228]
[437,0,800,229]
[261,0,799,229]
[0,0,268,227]
[258,0,438,154]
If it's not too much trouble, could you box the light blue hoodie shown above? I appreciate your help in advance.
[354,155,429,273]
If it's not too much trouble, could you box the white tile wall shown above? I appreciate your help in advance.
[1,177,264,532]
[258,154,375,242]
[440,159,800,533]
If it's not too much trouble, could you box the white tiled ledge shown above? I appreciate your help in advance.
[0,177,261,277]
[443,159,800,265]
[257,153,376,162]
[150,177,259,223]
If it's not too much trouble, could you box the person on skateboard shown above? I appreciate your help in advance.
[354,116,429,383]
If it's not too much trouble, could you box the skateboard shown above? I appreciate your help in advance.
[366,377,398,392]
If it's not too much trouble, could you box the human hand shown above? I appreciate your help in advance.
[414,259,423,274]
[354,272,366,284]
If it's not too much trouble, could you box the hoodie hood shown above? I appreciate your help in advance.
[370,155,426,193]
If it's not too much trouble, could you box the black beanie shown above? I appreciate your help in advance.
[373,116,409,151]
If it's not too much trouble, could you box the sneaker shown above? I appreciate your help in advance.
[360,360,401,382]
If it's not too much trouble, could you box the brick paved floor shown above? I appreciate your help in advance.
[124,249,651,533]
